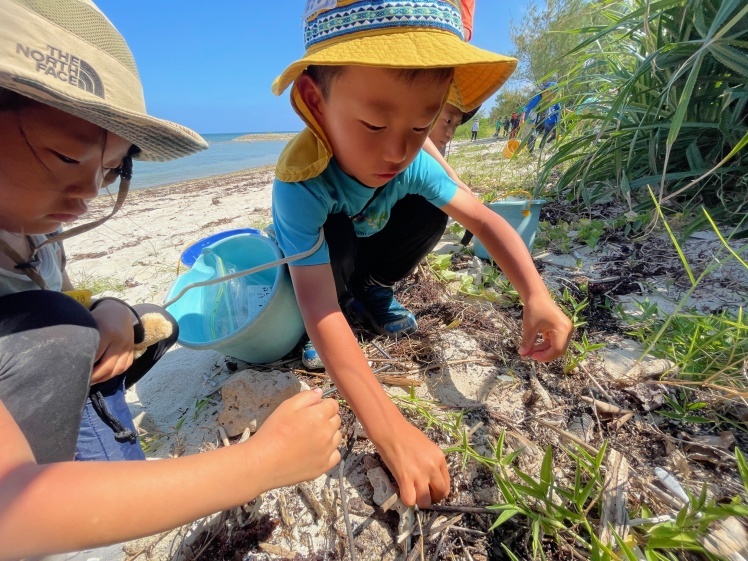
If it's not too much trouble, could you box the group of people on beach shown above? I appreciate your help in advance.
[0,1,573,559]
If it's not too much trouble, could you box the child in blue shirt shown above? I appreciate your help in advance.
[271,0,573,508]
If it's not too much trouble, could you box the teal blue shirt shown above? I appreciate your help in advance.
[271,150,458,266]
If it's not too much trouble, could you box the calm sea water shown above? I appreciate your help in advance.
[126,132,294,191]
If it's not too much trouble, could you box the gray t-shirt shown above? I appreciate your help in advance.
[0,234,64,296]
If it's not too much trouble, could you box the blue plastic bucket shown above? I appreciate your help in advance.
[473,198,546,259]
[180,228,261,268]
[165,233,305,364]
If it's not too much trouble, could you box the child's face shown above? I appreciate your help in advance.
[312,66,450,188]
[429,104,464,153]
[0,101,131,234]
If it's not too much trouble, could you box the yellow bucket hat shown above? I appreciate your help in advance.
[273,0,517,182]
[0,0,207,161]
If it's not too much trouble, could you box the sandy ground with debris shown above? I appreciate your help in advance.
[60,139,748,560]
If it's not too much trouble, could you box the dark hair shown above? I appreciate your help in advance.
[305,65,454,99]
[0,88,33,112]
[460,105,481,125]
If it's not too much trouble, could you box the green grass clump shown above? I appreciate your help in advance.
[69,271,127,296]
[540,0,748,232]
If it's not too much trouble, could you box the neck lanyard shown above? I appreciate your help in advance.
[351,186,385,223]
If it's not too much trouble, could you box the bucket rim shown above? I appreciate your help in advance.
[486,198,547,206]
[167,233,290,347]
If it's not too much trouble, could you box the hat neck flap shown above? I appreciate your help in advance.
[275,83,333,183]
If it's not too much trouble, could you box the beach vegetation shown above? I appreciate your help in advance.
[535,0,748,233]
[69,270,128,296]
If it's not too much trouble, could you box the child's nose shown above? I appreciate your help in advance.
[382,136,407,164]
[67,166,104,199]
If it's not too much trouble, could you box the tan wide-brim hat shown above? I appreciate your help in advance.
[0,0,207,161]
[272,0,517,112]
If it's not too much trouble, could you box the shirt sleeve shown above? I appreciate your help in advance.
[524,94,541,116]
[271,178,332,266]
[408,151,459,207]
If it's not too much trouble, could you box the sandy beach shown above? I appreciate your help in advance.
[64,164,278,304]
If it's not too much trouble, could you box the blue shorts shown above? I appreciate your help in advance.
[75,375,145,461]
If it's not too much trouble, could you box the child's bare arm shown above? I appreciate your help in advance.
[289,264,450,507]
[422,138,474,195]
[0,392,340,560]
[444,189,573,360]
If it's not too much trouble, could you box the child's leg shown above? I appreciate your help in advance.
[353,195,447,288]
[323,212,359,308]
[75,305,179,461]
[0,291,98,464]
[347,195,447,335]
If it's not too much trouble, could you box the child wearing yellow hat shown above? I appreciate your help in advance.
[271,0,574,508]
[0,1,341,557]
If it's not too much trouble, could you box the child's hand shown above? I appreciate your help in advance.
[90,300,135,384]
[518,294,574,361]
[248,389,342,491]
[375,418,450,508]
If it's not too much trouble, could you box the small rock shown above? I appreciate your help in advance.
[568,413,595,442]
[218,369,307,437]
[602,340,674,385]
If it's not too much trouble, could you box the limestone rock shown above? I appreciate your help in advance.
[601,339,675,385]
[218,369,306,437]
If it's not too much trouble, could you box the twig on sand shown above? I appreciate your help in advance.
[124,530,172,561]
[339,431,358,561]
[370,340,393,360]
[298,482,326,521]
[422,504,497,515]
[580,395,633,416]
[528,366,555,409]
[293,368,422,388]
[599,449,630,546]
[580,364,622,408]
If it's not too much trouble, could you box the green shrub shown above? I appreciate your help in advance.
[540,0,748,232]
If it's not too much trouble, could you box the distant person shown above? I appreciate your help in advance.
[270,0,573,509]
[509,111,521,138]
[521,81,561,153]
[471,116,480,141]
[0,1,341,558]
[494,117,502,138]
[503,114,511,136]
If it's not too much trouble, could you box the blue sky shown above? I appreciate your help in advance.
[98,1,531,134]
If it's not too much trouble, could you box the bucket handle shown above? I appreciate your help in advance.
[489,190,533,217]
[163,231,325,308]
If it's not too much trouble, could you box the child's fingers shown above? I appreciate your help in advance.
[415,480,433,508]
[399,480,417,507]
[284,388,323,411]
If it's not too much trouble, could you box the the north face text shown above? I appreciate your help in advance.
[16,43,104,98]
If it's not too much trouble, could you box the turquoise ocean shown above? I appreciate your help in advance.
[128,132,293,191]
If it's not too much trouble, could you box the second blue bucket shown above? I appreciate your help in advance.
[180,228,261,268]
[165,233,305,364]
[473,196,546,260]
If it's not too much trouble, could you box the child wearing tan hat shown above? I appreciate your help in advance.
[0,1,341,557]
[271,0,574,508]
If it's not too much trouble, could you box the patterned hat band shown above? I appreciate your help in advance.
[305,0,464,49]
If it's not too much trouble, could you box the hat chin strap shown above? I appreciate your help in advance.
[35,156,132,252]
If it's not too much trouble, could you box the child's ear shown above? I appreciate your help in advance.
[296,73,326,125]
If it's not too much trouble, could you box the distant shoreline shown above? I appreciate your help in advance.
[100,163,277,201]
[232,132,298,143]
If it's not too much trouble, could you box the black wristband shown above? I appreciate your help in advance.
[89,297,144,343]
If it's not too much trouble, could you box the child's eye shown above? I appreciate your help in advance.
[413,126,430,133]
[361,121,385,131]
[54,151,79,164]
